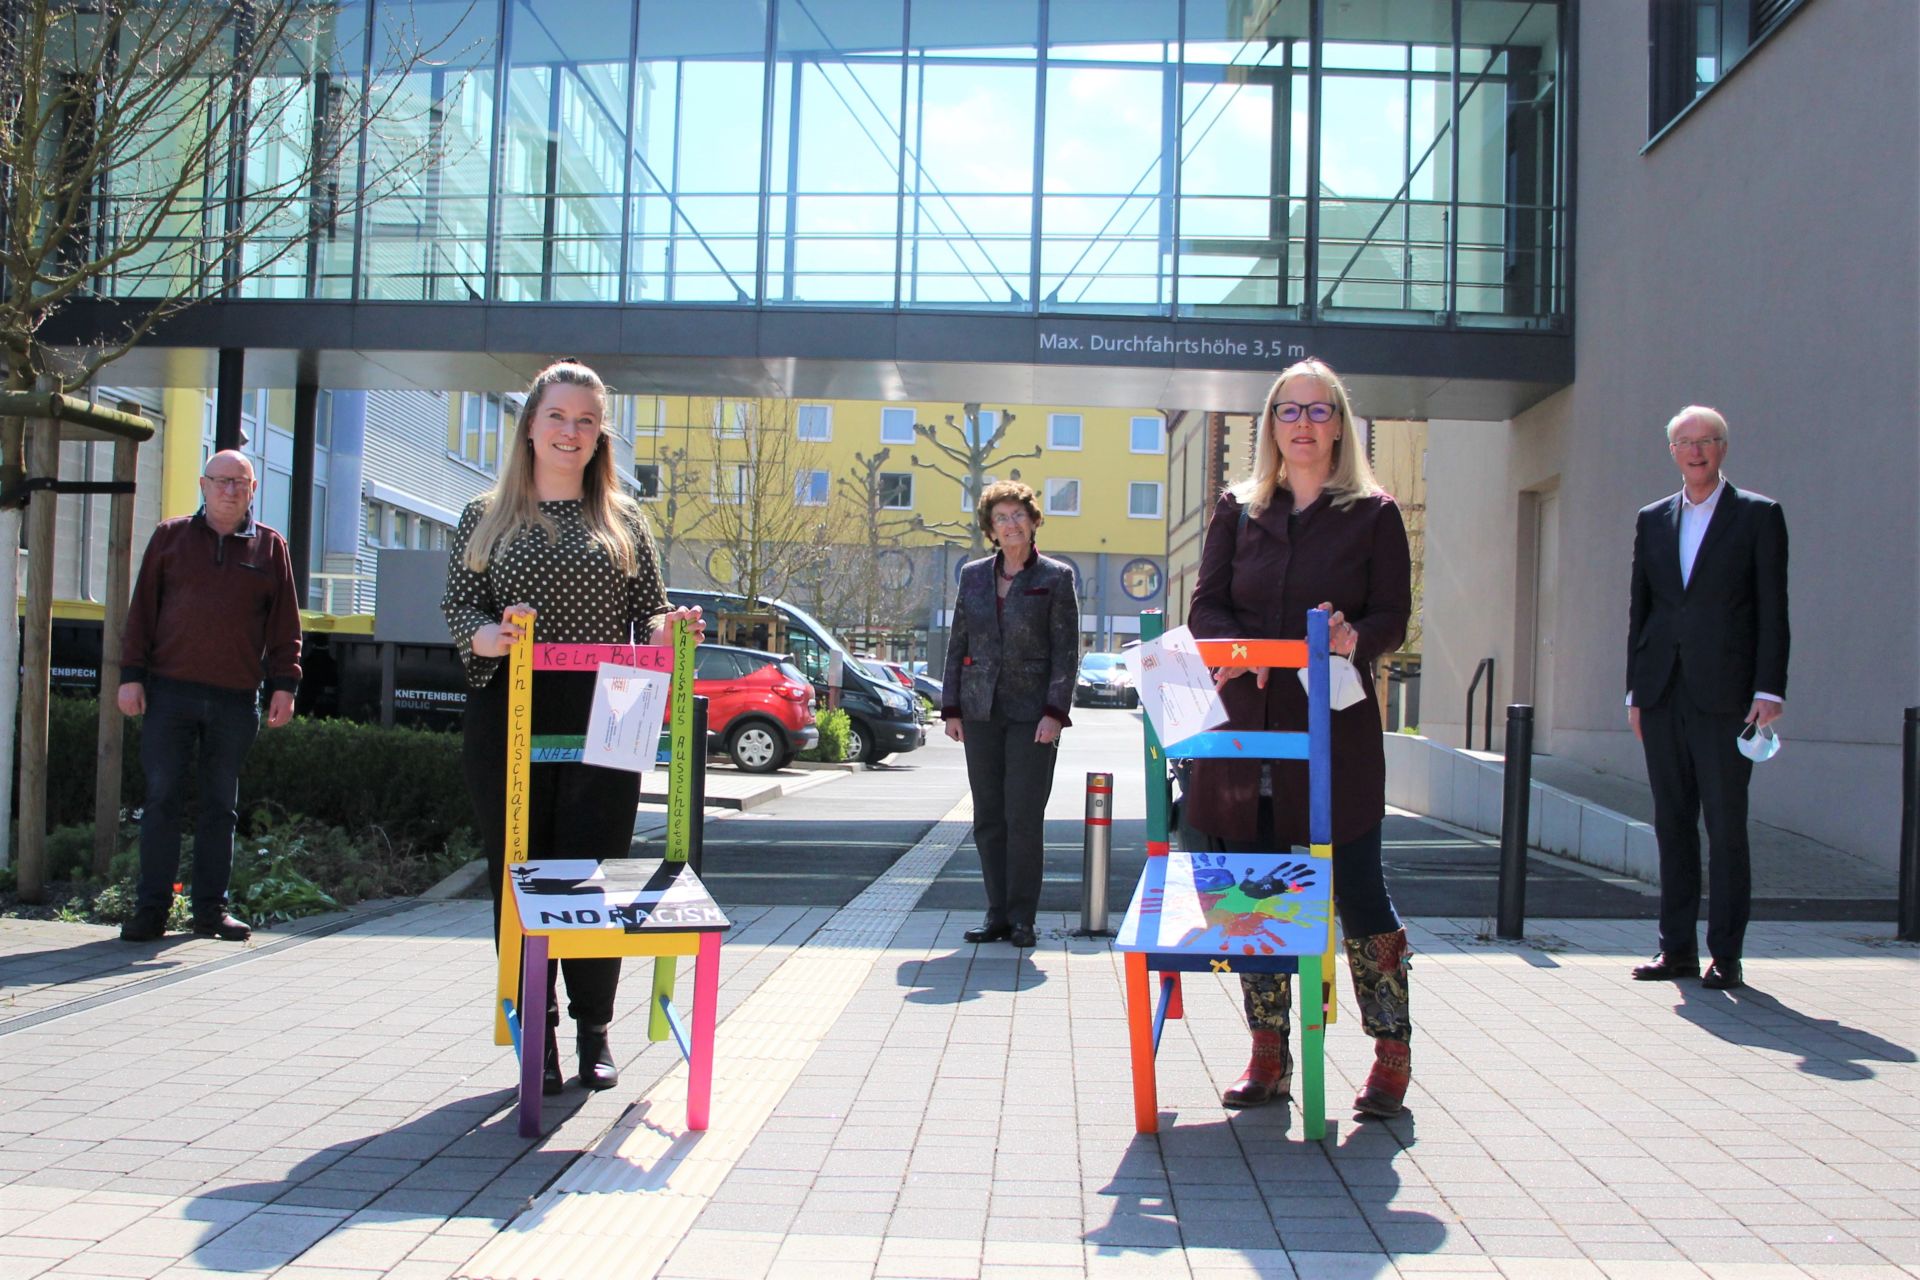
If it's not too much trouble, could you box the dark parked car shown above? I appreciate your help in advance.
[1074,651,1138,708]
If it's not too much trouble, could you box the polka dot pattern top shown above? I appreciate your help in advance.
[441,498,669,688]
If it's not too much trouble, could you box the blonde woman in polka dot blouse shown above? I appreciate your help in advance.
[442,360,704,1097]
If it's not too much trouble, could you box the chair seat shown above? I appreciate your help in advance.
[1116,849,1331,959]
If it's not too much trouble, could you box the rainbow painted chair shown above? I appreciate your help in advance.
[1117,608,1337,1139]
[492,620,728,1138]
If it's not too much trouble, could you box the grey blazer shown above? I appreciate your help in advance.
[941,550,1080,724]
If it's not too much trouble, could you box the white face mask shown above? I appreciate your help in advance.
[1736,722,1781,763]
[1297,654,1367,711]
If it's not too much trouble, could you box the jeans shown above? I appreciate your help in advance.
[137,678,260,915]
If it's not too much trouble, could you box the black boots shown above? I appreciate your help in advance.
[542,1032,564,1096]
[119,906,168,942]
[577,1025,619,1091]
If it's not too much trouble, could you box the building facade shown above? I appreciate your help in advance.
[1415,2,1919,870]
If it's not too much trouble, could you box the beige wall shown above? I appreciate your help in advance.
[1423,5,1920,865]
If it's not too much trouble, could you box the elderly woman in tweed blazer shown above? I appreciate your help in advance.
[940,480,1081,950]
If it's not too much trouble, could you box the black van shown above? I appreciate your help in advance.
[665,589,925,766]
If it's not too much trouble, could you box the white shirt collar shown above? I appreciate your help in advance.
[1678,475,1727,513]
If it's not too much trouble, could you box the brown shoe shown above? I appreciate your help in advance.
[1354,1038,1410,1117]
[1223,1029,1292,1109]
[189,911,251,942]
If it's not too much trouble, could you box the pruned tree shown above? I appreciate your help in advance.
[0,0,451,408]
[906,402,1040,556]
[695,398,840,606]
[819,446,925,645]
[639,439,707,586]
[0,0,452,888]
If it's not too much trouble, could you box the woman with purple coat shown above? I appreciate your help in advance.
[1186,358,1414,1118]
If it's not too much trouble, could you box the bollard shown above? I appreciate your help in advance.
[1901,708,1919,942]
[689,696,709,878]
[1496,705,1534,940]
[1078,771,1114,936]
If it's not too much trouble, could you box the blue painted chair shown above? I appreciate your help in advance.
[1117,608,1336,1138]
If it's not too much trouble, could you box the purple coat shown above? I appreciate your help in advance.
[1185,489,1411,846]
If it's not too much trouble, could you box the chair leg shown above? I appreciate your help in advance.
[1125,952,1158,1134]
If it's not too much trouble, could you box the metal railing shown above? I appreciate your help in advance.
[1465,657,1495,752]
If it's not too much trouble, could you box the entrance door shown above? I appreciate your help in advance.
[1530,491,1559,752]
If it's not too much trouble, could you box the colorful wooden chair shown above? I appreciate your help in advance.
[494,619,730,1136]
[1117,608,1336,1139]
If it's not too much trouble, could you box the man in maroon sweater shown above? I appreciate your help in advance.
[117,450,303,942]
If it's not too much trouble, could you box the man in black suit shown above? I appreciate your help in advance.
[1626,406,1789,991]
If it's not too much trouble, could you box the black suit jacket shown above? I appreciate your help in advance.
[941,550,1080,724]
[1627,481,1790,715]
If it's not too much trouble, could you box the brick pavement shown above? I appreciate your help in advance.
[2,820,1917,1278]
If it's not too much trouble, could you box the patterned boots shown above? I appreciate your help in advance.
[1345,928,1413,1116]
[1222,974,1294,1108]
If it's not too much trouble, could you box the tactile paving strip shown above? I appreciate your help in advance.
[459,802,972,1280]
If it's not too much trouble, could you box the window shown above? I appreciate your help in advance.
[1048,413,1082,450]
[713,400,751,438]
[634,462,660,500]
[880,407,917,445]
[695,648,747,680]
[458,394,505,471]
[1128,482,1162,519]
[878,472,913,509]
[966,409,999,447]
[1130,415,1165,454]
[713,464,749,505]
[796,404,832,442]
[1649,0,1805,137]
[632,396,665,437]
[795,468,829,505]
[1045,477,1080,516]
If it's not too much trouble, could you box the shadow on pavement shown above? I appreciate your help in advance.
[177,1089,573,1271]
[1085,1109,1447,1256]
[894,950,1049,1004]
[1674,984,1918,1080]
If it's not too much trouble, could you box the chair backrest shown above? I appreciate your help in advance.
[1117,609,1334,959]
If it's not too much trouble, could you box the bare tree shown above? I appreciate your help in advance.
[906,402,1040,556]
[0,1,449,407]
[819,446,924,646]
[638,438,706,586]
[0,0,451,886]
[695,398,840,606]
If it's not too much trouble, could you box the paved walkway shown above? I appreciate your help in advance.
[3,807,1918,1279]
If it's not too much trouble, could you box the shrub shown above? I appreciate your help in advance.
[798,708,849,763]
[42,696,473,848]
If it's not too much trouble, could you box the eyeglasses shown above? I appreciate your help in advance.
[202,475,253,493]
[1271,402,1336,424]
[1669,436,1726,452]
[990,511,1031,527]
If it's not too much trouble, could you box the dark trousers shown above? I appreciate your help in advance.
[961,717,1060,928]
[464,672,641,1027]
[1194,799,1401,939]
[1640,681,1753,963]
[137,678,260,915]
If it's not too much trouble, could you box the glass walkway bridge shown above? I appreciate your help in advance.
[50,0,1572,417]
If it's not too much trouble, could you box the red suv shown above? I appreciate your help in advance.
[684,645,818,772]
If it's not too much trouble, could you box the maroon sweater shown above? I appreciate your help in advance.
[121,511,303,694]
